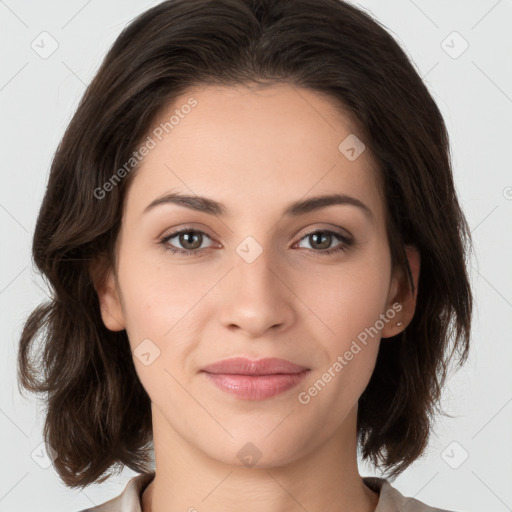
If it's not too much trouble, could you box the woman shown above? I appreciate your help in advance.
[17,0,472,510]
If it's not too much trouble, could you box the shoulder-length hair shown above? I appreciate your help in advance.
[17,0,472,489]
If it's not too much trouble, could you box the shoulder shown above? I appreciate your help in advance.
[73,472,155,512]
[363,476,462,512]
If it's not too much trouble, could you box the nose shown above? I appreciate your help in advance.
[217,244,295,339]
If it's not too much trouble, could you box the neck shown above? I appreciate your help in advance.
[142,404,379,512]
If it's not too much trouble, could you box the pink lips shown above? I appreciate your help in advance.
[201,357,310,400]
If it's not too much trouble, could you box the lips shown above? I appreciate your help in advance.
[201,357,310,400]
[201,357,308,375]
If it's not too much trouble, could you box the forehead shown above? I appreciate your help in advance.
[125,83,385,223]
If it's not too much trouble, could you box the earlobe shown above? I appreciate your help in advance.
[89,257,126,332]
[381,245,420,338]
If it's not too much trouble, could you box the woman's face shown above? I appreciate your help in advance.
[97,83,416,468]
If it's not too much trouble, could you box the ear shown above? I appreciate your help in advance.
[381,245,420,338]
[89,255,126,331]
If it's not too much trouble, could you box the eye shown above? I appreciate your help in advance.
[295,229,353,255]
[159,227,354,257]
[159,228,214,255]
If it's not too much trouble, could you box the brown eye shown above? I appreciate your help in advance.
[297,230,352,253]
[160,229,214,255]
[178,231,203,250]
[308,231,333,250]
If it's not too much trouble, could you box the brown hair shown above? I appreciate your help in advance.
[17,0,472,489]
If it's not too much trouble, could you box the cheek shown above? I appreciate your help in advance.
[115,252,209,405]
[296,249,392,345]
[295,260,390,420]
[117,250,216,346]
[294,246,392,403]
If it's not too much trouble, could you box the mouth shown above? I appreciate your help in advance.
[201,356,309,375]
[201,357,310,400]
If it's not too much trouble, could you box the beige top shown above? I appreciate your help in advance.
[76,472,457,512]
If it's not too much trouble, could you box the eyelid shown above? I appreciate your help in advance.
[293,225,353,244]
[160,222,215,237]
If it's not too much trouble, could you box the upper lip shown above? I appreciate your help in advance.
[201,357,309,375]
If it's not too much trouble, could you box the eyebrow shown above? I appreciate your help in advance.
[143,192,373,219]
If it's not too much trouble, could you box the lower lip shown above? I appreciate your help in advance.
[202,370,309,400]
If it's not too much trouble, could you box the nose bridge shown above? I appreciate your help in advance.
[232,234,281,300]
[217,235,294,336]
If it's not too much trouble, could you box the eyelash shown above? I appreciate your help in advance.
[159,227,354,257]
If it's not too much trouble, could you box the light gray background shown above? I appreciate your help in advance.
[1,1,511,511]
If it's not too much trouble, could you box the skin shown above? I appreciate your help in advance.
[93,83,420,512]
